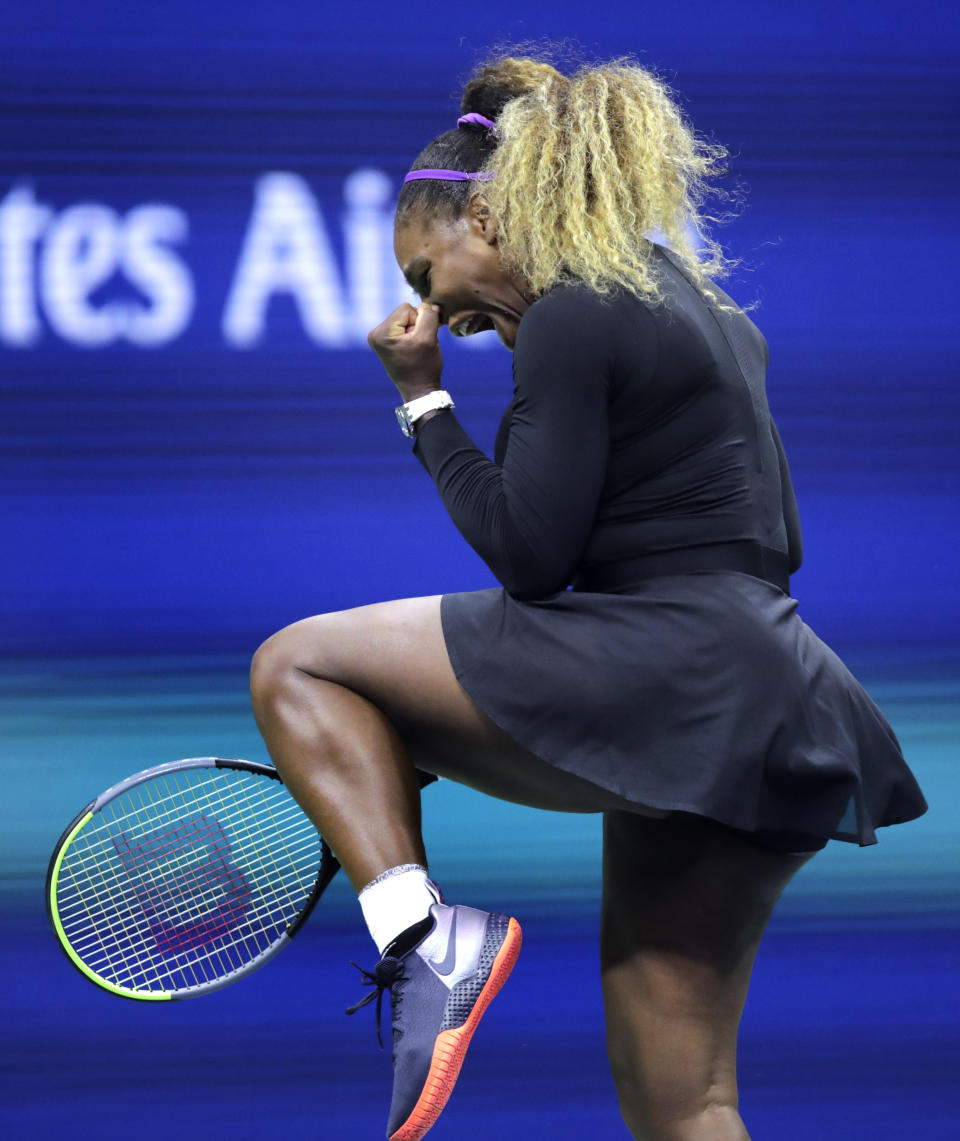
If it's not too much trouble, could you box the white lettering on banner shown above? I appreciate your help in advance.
[0,184,195,348]
[41,202,123,346]
[0,185,54,346]
[0,172,496,350]
[122,205,195,346]
[223,172,349,347]
[344,168,408,342]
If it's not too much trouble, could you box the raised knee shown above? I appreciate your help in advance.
[250,627,305,712]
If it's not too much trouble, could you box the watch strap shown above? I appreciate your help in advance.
[395,390,455,437]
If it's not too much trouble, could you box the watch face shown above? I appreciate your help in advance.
[395,405,415,437]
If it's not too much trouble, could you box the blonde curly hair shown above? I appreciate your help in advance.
[397,53,744,311]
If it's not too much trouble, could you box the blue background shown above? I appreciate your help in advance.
[2,3,957,1139]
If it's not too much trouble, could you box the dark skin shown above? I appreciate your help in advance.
[250,195,821,1140]
[251,198,549,895]
[368,193,534,415]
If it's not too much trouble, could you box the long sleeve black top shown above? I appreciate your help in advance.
[413,245,801,601]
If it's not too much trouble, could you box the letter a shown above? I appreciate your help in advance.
[223,173,347,347]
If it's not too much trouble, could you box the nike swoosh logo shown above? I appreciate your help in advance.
[429,910,457,976]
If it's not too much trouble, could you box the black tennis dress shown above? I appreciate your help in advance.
[412,243,927,850]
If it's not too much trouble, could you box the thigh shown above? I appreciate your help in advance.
[600,810,818,1130]
[256,595,665,816]
[601,809,815,985]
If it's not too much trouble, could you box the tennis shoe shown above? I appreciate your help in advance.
[346,902,522,1141]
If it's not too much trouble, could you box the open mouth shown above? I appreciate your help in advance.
[450,313,496,338]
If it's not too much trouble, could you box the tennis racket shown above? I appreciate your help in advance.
[46,756,339,1001]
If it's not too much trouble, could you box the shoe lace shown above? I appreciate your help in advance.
[344,957,406,1050]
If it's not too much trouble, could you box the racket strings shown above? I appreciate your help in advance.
[55,767,323,994]
[79,769,303,847]
[61,785,175,987]
[130,773,315,949]
[62,804,315,886]
[57,827,319,975]
[64,811,247,990]
[94,772,310,938]
[61,790,301,930]
[59,781,244,991]
[57,832,319,951]
[61,796,317,919]
[65,774,314,912]
[56,785,308,990]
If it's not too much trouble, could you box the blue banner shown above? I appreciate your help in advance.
[3,1,957,652]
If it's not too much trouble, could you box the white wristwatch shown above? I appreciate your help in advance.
[395,390,455,438]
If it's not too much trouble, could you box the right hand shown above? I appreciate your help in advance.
[367,303,445,403]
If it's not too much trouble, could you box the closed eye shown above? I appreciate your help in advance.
[409,278,432,304]
[403,257,433,304]
[410,282,445,323]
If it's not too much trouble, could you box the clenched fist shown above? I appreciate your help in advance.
[367,302,444,404]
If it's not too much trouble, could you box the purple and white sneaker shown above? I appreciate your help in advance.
[346,902,522,1141]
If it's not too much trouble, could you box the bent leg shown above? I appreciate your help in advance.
[601,811,818,1141]
[250,595,660,891]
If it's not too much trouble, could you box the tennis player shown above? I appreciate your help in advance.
[250,55,928,1141]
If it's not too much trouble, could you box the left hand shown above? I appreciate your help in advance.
[367,302,444,403]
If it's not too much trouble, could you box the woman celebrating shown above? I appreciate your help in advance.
[250,56,927,1141]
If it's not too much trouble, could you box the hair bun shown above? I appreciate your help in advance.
[460,57,566,120]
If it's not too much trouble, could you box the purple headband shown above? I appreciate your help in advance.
[457,113,496,130]
[402,112,496,184]
[403,169,494,183]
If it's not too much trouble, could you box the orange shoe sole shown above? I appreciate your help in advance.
[388,916,523,1141]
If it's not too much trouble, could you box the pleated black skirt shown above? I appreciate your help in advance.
[440,571,928,847]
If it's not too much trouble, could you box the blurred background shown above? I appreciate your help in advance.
[2,2,957,1138]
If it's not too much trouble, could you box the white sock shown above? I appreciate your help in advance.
[358,864,443,955]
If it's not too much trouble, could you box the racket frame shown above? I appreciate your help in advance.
[46,757,340,1001]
